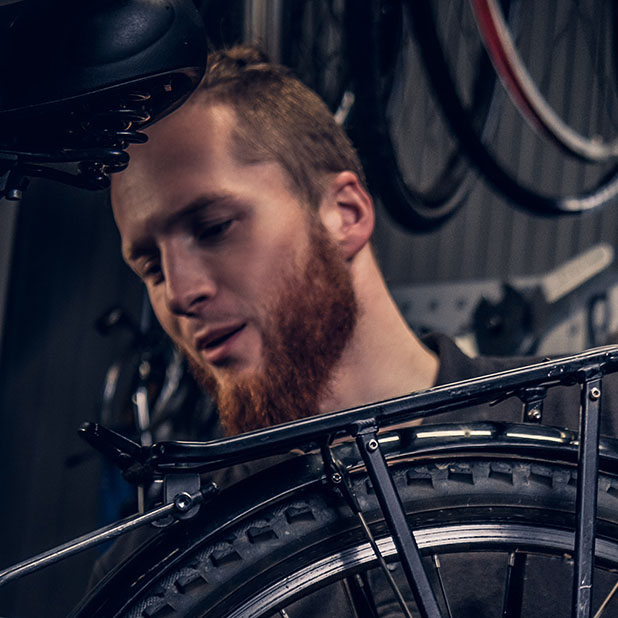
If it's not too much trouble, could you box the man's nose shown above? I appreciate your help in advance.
[161,245,216,316]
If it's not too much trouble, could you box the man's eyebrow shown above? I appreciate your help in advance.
[168,193,236,225]
[123,193,236,262]
[192,192,237,212]
[124,241,154,264]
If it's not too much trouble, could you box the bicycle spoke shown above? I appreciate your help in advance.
[431,555,454,618]
[594,581,618,618]
[355,511,415,618]
[342,574,380,618]
[501,552,526,618]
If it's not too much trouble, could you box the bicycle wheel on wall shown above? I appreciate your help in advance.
[345,0,504,232]
[408,0,618,215]
[279,0,348,115]
[72,425,618,618]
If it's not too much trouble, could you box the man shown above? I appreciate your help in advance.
[111,45,441,437]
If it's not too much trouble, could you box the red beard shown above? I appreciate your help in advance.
[189,219,358,435]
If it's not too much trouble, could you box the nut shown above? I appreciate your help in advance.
[367,439,379,452]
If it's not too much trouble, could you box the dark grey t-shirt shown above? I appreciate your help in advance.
[424,332,618,434]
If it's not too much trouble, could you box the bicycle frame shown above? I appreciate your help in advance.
[3,345,618,618]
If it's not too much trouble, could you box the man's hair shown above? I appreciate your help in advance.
[190,45,367,209]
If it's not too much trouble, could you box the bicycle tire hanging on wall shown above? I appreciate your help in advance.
[279,0,349,114]
[408,0,618,216]
[345,0,504,231]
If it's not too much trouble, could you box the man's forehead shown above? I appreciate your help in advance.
[140,103,234,163]
[146,101,238,150]
[110,98,312,255]
[111,103,236,203]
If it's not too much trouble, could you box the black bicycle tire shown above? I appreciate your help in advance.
[73,443,618,618]
[472,0,618,164]
[278,0,349,115]
[345,0,502,231]
[407,0,618,215]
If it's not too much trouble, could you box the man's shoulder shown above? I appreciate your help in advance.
[420,332,589,431]
[422,332,530,385]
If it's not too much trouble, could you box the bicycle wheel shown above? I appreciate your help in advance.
[345,0,504,231]
[471,0,618,163]
[407,0,618,215]
[279,0,349,115]
[73,426,618,618]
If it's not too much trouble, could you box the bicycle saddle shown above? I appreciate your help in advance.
[0,0,207,197]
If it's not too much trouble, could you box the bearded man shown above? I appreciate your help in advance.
[111,46,440,437]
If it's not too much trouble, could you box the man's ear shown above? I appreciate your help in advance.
[318,171,375,260]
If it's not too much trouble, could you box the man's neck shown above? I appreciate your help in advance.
[319,253,439,414]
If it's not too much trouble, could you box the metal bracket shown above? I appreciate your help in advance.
[0,481,217,588]
[573,369,602,618]
[519,385,547,423]
[353,422,444,618]
[320,441,414,618]
[151,472,204,528]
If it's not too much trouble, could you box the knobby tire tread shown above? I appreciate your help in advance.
[81,455,618,617]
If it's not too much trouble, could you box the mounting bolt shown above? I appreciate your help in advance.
[174,492,193,512]
[590,387,601,401]
[527,407,542,421]
[331,472,342,484]
[366,439,379,452]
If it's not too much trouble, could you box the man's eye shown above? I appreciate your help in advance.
[142,261,163,282]
[196,219,234,242]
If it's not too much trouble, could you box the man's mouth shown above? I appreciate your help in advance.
[197,324,246,362]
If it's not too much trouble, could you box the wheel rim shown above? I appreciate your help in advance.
[228,523,618,617]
